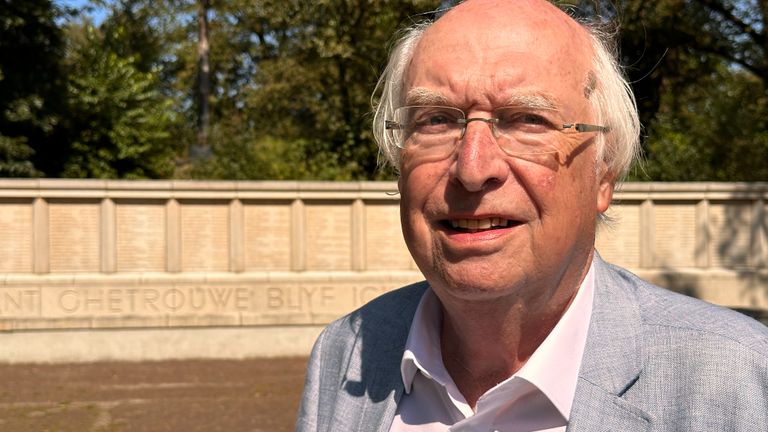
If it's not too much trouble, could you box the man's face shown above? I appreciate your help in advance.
[398,0,615,307]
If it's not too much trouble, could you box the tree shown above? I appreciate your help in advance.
[0,136,39,177]
[185,0,446,180]
[640,65,768,181]
[59,25,179,178]
[565,0,768,181]
[192,0,211,161]
[6,0,764,181]
[0,0,65,177]
[96,0,166,74]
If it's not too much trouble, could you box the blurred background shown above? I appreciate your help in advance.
[2,0,767,182]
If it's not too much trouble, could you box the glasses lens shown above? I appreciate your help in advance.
[392,106,464,155]
[494,107,561,155]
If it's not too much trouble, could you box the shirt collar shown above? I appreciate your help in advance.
[515,262,595,419]
[401,287,449,392]
[400,260,596,420]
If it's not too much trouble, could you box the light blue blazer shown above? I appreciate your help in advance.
[296,256,768,431]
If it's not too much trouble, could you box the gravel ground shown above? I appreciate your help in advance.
[0,357,308,432]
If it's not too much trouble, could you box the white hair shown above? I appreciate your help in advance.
[371,12,641,181]
[371,22,430,170]
[581,23,642,180]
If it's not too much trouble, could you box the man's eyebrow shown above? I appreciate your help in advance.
[405,88,450,106]
[502,93,559,110]
[405,88,560,110]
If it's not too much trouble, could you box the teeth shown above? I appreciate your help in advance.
[450,218,510,230]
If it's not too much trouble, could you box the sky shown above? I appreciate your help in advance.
[53,0,108,24]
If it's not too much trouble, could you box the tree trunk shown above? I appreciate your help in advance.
[192,0,211,161]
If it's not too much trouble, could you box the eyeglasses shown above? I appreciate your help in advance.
[385,105,609,158]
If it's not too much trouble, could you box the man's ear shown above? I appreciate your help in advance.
[596,170,615,213]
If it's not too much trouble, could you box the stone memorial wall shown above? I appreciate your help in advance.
[0,180,765,361]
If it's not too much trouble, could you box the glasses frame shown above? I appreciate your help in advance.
[385,105,609,155]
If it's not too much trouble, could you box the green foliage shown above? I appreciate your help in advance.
[96,0,167,74]
[0,0,182,178]
[0,0,66,177]
[61,26,179,178]
[183,109,358,180]
[181,0,444,180]
[3,0,767,181]
[191,134,351,181]
[0,135,40,177]
[635,66,768,181]
[568,0,768,181]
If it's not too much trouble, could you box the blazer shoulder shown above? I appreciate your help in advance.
[311,281,429,357]
[602,261,768,357]
[298,281,428,431]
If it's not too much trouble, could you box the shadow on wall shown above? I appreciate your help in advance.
[652,268,767,326]
[720,199,766,308]
[718,198,767,324]
[653,193,767,326]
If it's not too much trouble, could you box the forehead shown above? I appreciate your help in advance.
[406,0,594,109]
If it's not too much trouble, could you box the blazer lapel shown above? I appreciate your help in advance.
[567,380,651,431]
[567,255,652,431]
[354,330,410,432]
[326,282,428,432]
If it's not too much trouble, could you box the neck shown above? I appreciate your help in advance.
[438,279,581,408]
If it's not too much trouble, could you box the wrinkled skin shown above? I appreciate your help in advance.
[397,0,616,404]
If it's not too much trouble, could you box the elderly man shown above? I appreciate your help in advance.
[296,0,768,431]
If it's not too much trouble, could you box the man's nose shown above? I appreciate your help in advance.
[450,121,510,192]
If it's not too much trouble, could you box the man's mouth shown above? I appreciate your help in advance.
[444,218,519,233]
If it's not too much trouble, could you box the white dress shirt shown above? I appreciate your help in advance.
[390,262,596,432]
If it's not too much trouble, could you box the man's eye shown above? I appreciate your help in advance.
[520,114,546,125]
[413,111,457,125]
[424,115,451,125]
[499,113,546,125]
[411,111,460,133]
[497,111,553,132]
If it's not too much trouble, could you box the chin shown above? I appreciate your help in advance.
[428,264,527,302]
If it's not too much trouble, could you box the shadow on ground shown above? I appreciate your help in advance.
[0,357,308,432]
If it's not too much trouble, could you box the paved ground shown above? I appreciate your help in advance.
[0,357,308,432]
[0,311,764,432]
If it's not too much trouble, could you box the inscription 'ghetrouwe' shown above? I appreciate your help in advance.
[57,287,256,314]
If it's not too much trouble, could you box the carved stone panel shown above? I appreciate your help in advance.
[0,202,33,272]
[305,203,351,271]
[180,202,229,272]
[244,202,291,271]
[116,201,166,272]
[49,202,100,272]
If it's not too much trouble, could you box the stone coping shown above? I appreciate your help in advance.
[0,179,766,200]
